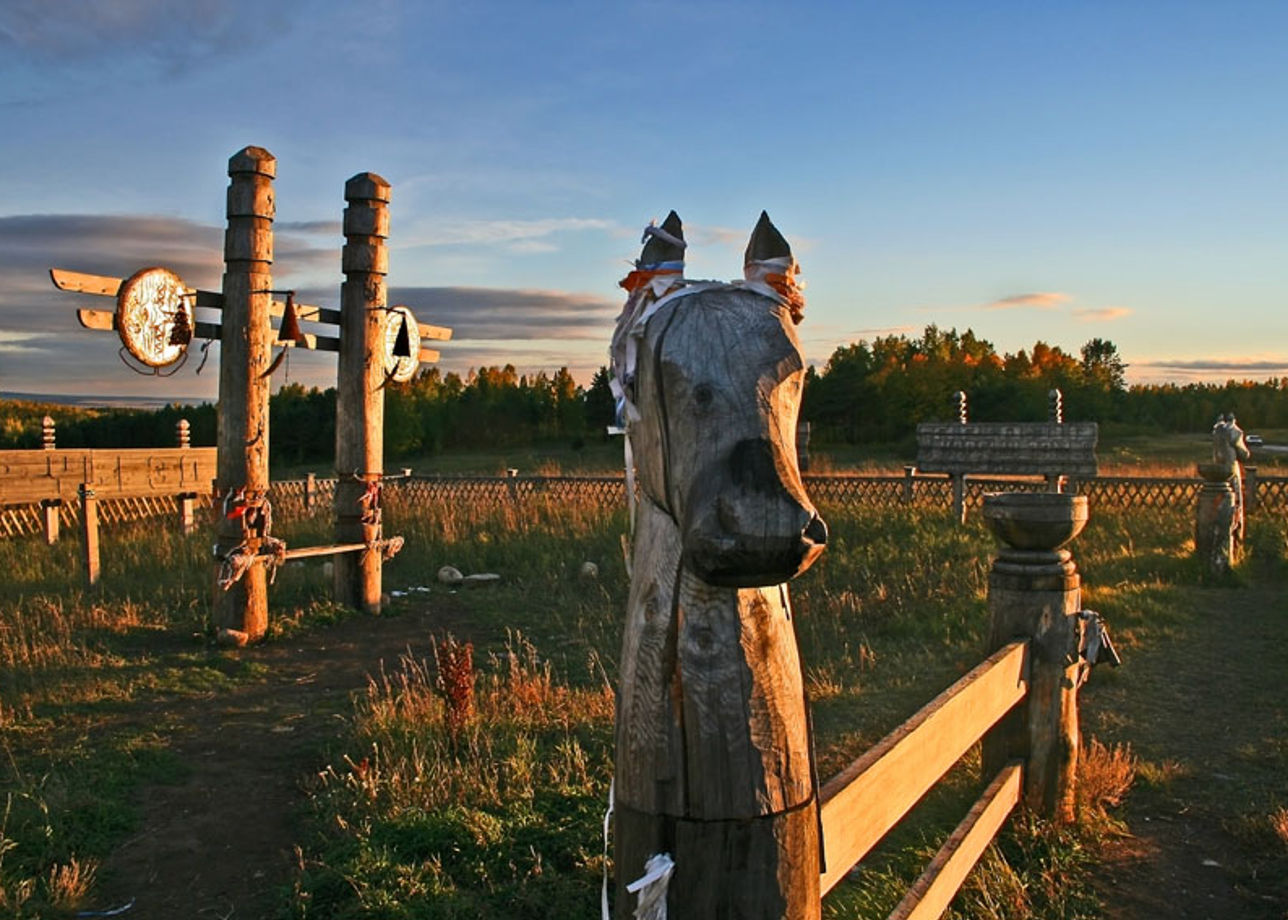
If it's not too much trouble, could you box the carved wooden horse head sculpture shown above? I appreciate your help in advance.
[613,210,827,588]
[611,212,827,919]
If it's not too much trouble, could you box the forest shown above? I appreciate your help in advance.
[3,326,1287,461]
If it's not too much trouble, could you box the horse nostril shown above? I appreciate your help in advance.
[803,514,828,546]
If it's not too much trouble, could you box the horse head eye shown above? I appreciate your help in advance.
[693,383,714,407]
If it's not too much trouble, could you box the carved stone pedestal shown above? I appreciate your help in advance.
[1196,462,1238,575]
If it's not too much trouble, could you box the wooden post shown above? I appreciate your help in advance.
[951,474,966,524]
[79,483,100,588]
[981,494,1087,823]
[1244,465,1258,513]
[305,472,316,511]
[903,465,916,504]
[334,172,390,614]
[42,415,55,450]
[175,419,195,534]
[214,146,275,642]
[40,499,61,545]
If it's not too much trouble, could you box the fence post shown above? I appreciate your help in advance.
[951,474,966,524]
[214,146,276,643]
[903,465,916,505]
[334,172,390,614]
[305,472,316,511]
[40,499,61,545]
[42,415,56,450]
[1244,465,1258,514]
[981,493,1087,823]
[79,483,100,588]
[175,419,196,534]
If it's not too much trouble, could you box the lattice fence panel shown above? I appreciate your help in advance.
[804,476,908,510]
[0,494,216,538]
[1081,477,1200,510]
[7,471,1284,539]
[269,479,336,520]
[1255,477,1288,512]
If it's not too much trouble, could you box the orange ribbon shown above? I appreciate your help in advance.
[764,270,805,324]
[618,267,682,294]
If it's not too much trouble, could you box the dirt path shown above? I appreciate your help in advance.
[79,581,1288,918]
[1082,584,1288,919]
[87,603,463,920]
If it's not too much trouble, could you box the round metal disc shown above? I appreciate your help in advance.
[115,267,192,367]
[384,304,421,383]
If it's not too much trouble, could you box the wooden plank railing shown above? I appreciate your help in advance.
[819,639,1030,896]
[887,762,1024,920]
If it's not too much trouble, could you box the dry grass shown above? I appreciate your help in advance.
[1271,806,1288,850]
[1078,738,1138,814]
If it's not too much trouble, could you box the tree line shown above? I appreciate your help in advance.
[3,326,1286,462]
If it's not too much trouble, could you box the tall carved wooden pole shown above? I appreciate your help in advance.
[334,173,389,613]
[215,146,275,642]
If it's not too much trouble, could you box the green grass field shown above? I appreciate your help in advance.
[1,469,1286,917]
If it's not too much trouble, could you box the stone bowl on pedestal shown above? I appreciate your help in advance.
[1196,461,1236,484]
[982,492,1089,552]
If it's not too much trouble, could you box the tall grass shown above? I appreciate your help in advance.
[1,485,1271,917]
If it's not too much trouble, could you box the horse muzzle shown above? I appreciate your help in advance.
[683,505,827,588]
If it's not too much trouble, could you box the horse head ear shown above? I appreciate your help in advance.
[638,210,685,267]
[744,210,792,264]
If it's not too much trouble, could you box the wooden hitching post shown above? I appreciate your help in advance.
[334,172,390,614]
[981,494,1086,823]
[214,146,275,641]
[79,483,100,588]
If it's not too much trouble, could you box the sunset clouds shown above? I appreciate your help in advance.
[984,292,1072,310]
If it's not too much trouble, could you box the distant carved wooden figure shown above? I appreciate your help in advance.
[611,211,827,919]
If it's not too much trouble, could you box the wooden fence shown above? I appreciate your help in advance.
[4,469,1286,539]
[818,641,1031,910]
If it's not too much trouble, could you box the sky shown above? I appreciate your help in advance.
[1,0,1287,404]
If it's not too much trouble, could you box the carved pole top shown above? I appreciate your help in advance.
[228,146,276,178]
[345,173,392,203]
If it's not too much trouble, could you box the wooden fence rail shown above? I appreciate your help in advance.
[819,640,1030,896]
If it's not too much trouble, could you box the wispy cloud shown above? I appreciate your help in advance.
[1072,306,1132,322]
[400,217,614,251]
[983,292,1072,310]
[0,0,301,71]
[381,286,619,342]
[1137,358,1288,374]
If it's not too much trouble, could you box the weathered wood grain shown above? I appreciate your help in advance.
[0,448,216,504]
[819,640,1029,895]
[214,145,276,642]
[614,276,823,917]
[333,172,390,614]
[887,762,1023,920]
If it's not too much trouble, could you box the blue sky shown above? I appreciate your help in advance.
[2,0,1286,402]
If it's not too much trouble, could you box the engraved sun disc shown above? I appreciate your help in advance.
[115,267,192,367]
[384,304,421,383]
